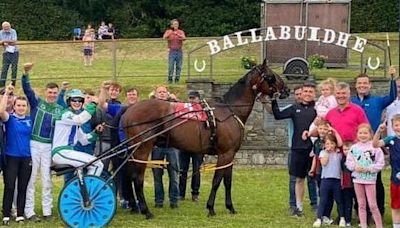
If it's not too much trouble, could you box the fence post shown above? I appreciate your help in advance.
[112,39,117,81]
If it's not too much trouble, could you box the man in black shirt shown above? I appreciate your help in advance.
[272,82,317,216]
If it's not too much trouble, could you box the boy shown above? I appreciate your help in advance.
[373,114,400,228]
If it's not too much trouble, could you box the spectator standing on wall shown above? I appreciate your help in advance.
[0,22,19,88]
[82,30,94,66]
[163,19,186,84]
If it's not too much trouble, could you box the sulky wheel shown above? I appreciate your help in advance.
[58,175,117,228]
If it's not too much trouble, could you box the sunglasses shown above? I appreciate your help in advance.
[70,98,84,103]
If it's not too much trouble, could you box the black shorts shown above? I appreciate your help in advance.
[289,149,312,178]
[83,48,93,56]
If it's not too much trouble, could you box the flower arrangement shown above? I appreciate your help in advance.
[241,56,257,69]
[307,54,328,70]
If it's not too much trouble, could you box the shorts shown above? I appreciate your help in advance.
[83,48,93,56]
[390,182,400,209]
[289,149,311,178]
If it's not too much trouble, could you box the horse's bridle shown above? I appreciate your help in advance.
[252,65,279,98]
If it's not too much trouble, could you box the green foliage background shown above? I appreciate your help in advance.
[0,0,398,40]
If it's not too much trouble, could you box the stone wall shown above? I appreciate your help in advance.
[187,77,393,167]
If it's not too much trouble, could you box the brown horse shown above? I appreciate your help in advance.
[121,59,289,219]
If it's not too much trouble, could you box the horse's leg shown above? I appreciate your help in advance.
[124,163,139,213]
[223,165,236,214]
[206,169,224,216]
[132,164,154,219]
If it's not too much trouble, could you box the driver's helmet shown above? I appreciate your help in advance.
[65,89,85,106]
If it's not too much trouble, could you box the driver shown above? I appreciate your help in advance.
[51,89,104,176]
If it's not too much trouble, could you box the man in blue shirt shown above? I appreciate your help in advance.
[0,22,18,87]
[351,71,397,217]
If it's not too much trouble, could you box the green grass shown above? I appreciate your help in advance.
[0,168,395,227]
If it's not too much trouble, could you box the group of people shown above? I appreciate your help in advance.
[0,63,204,225]
[265,67,400,228]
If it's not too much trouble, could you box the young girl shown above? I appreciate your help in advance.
[313,134,346,228]
[346,124,384,228]
[373,115,400,228]
[0,84,32,225]
[315,78,337,119]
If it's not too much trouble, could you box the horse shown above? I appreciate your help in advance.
[120,59,289,219]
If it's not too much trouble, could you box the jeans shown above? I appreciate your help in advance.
[168,49,182,82]
[288,150,317,207]
[1,52,19,87]
[318,178,344,219]
[152,147,180,205]
[342,187,355,223]
[179,151,203,198]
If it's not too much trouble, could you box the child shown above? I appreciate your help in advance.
[373,114,400,228]
[313,134,346,227]
[341,141,356,227]
[346,123,384,228]
[308,120,331,224]
[82,30,94,66]
[315,78,337,119]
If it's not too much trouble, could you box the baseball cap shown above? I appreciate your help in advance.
[188,91,200,98]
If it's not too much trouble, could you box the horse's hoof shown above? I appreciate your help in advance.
[226,204,236,214]
[131,207,140,214]
[208,210,216,217]
[145,212,154,220]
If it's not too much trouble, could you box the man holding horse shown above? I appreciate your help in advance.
[179,91,204,202]
[271,82,317,216]
[151,85,180,208]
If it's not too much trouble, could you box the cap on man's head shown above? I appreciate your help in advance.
[188,91,200,98]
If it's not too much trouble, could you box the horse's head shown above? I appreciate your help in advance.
[250,59,290,99]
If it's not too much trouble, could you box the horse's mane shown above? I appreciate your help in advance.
[221,67,255,104]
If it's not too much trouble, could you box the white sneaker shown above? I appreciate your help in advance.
[345,222,351,227]
[322,216,333,225]
[313,219,322,228]
[339,217,346,227]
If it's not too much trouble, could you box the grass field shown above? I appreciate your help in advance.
[0,168,395,227]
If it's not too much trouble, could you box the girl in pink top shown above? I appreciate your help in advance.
[345,124,384,228]
[315,78,337,118]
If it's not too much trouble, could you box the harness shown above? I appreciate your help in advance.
[201,99,218,154]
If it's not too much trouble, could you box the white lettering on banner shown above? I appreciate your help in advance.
[294,26,307,40]
[322,29,336,44]
[307,26,320,42]
[249,29,262,43]
[222,35,234,50]
[206,25,369,56]
[264,27,277,41]
[207,40,220,55]
[336,32,351,48]
[352,36,368,52]
[234,31,249,46]
[279,26,291,40]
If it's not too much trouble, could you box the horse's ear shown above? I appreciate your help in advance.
[262,58,268,67]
